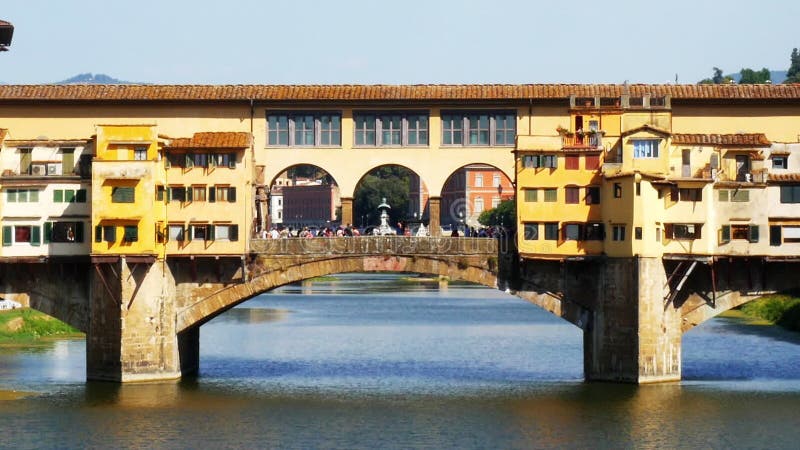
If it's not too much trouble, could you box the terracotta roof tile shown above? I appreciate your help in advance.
[671,133,771,146]
[1,83,800,102]
[167,132,251,149]
[769,173,800,182]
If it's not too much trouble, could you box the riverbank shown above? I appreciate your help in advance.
[0,308,83,344]
[734,294,800,332]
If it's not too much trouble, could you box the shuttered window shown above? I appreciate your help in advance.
[111,187,135,203]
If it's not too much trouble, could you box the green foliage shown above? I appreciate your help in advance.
[785,48,800,84]
[354,166,412,226]
[0,308,81,341]
[699,67,733,84]
[739,295,800,332]
[738,67,771,84]
[477,199,515,227]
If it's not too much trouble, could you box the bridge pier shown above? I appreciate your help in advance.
[87,257,192,382]
[584,257,681,383]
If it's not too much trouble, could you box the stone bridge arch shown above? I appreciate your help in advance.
[175,237,577,333]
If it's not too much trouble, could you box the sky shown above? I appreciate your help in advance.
[1,0,799,85]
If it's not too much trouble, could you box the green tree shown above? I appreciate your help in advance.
[785,48,800,84]
[477,199,515,227]
[353,166,412,227]
[699,67,733,84]
[738,67,771,84]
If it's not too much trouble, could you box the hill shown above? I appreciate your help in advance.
[55,73,141,84]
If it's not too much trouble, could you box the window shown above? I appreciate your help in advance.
[134,146,147,161]
[441,111,516,146]
[543,188,557,202]
[267,112,341,147]
[168,225,185,241]
[211,224,239,241]
[718,190,729,202]
[100,225,116,243]
[544,222,558,240]
[563,223,582,240]
[522,154,557,169]
[565,186,579,204]
[186,153,208,168]
[211,186,237,202]
[192,186,206,202]
[493,174,501,187]
[474,198,484,214]
[524,223,539,240]
[169,186,186,202]
[2,225,41,246]
[20,148,32,174]
[636,182,641,196]
[585,186,600,205]
[407,114,429,145]
[780,185,800,203]
[111,187,135,203]
[781,225,800,244]
[678,188,702,202]
[210,153,236,168]
[633,139,659,158]
[565,154,580,170]
[614,183,622,198]
[53,189,85,203]
[585,223,604,240]
[123,225,138,242]
[635,227,643,240]
[190,224,208,240]
[612,225,626,241]
[46,222,83,243]
[491,196,500,208]
[6,189,39,203]
[666,223,702,240]
[772,156,788,169]
[585,154,600,170]
[475,175,483,187]
[156,186,165,202]
[524,189,538,202]
[61,148,75,174]
[722,224,759,243]
[731,189,750,202]
[166,152,184,168]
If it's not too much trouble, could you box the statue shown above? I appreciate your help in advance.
[375,198,397,235]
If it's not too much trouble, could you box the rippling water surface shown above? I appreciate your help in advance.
[1,273,799,449]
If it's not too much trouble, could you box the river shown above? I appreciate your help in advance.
[1,273,799,449]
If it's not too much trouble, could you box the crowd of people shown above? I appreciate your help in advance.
[255,223,510,239]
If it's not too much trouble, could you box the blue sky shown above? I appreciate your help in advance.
[2,0,798,85]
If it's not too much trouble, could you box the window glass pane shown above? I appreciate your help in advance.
[524,223,539,240]
[524,189,537,202]
[544,189,557,202]
[168,225,184,240]
[215,225,230,240]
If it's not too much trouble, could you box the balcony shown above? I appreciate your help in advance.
[561,131,603,149]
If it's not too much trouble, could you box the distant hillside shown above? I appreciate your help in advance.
[54,73,141,84]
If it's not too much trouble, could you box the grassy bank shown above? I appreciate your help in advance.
[737,294,800,332]
[0,308,83,343]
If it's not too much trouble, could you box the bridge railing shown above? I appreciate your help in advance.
[250,236,500,256]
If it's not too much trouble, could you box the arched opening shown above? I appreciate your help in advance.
[262,164,340,236]
[352,164,429,235]
[441,164,514,235]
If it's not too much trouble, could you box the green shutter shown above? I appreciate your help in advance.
[95,225,102,243]
[124,226,138,242]
[207,225,215,241]
[44,222,52,243]
[186,226,193,241]
[31,226,41,246]
[229,187,237,202]
[54,189,63,203]
[228,153,236,169]
[185,154,194,168]
[167,187,173,202]
[65,190,76,203]
[2,226,11,246]
[186,186,193,202]
[749,225,759,243]
[230,225,239,241]
[721,225,731,244]
[770,225,782,246]
[7,190,16,203]
[75,222,84,243]
[111,187,135,203]
[208,186,216,203]
[30,190,39,202]
[76,189,87,203]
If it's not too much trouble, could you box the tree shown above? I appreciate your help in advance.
[477,199,515,228]
[738,67,771,84]
[353,166,412,227]
[785,48,800,84]
[699,67,733,84]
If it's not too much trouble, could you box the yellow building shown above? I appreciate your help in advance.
[92,124,164,259]
[160,132,251,256]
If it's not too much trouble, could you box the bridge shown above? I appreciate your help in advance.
[3,236,795,384]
